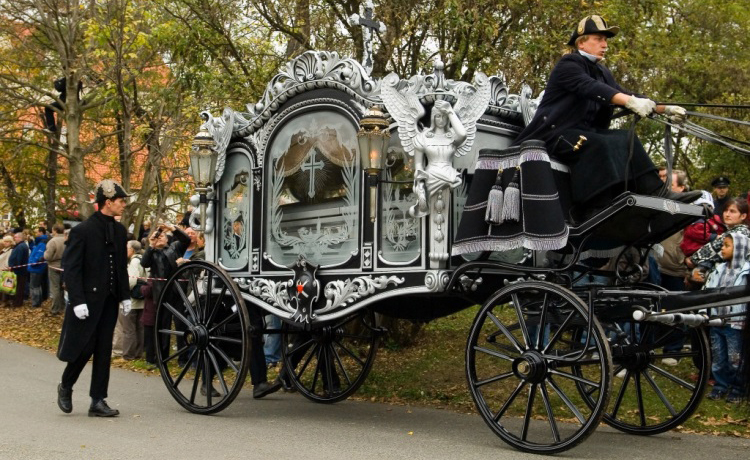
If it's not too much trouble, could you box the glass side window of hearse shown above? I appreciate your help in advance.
[378,143,421,263]
[219,153,251,270]
[265,110,360,267]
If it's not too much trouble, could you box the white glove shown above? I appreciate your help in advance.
[73,304,89,320]
[664,105,687,124]
[625,96,656,118]
[120,299,132,316]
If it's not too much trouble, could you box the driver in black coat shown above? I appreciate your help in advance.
[514,15,701,214]
[56,180,131,417]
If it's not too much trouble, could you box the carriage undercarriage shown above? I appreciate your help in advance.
[154,189,741,454]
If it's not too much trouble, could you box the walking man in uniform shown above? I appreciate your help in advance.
[56,180,132,417]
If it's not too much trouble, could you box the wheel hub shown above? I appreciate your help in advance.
[513,351,548,383]
[617,348,652,371]
[185,325,209,349]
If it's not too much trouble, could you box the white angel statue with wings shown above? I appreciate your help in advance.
[381,72,491,219]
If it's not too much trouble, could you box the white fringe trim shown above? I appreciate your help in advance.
[452,229,570,256]
[519,149,550,163]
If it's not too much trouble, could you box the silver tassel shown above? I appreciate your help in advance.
[501,167,521,222]
[485,171,504,224]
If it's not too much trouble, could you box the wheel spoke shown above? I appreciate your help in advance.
[323,345,337,395]
[548,369,600,389]
[188,269,203,322]
[206,348,229,396]
[610,369,631,419]
[333,339,366,368]
[647,364,695,390]
[172,279,199,324]
[157,328,185,337]
[163,301,193,328]
[540,382,561,443]
[208,343,240,373]
[643,370,677,417]
[205,281,228,327]
[511,293,531,348]
[543,310,576,354]
[207,310,239,334]
[535,293,549,350]
[473,346,514,362]
[296,342,320,380]
[330,342,353,386]
[287,337,315,357]
[547,376,586,424]
[189,351,203,405]
[171,348,198,388]
[311,345,323,394]
[634,372,646,427]
[208,335,243,345]
[650,351,699,360]
[164,345,191,364]
[474,371,514,387]
[486,311,525,353]
[203,352,213,406]
[493,380,526,422]
[521,383,537,442]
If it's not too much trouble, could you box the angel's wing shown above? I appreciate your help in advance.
[213,108,235,181]
[380,73,425,156]
[519,84,544,126]
[453,72,491,157]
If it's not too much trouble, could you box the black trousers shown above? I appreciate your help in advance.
[61,295,118,400]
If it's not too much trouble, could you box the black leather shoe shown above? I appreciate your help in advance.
[275,373,296,393]
[253,380,282,399]
[88,399,120,417]
[57,383,72,414]
[200,384,221,397]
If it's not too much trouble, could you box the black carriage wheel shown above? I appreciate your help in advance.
[155,261,250,414]
[466,281,611,454]
[575,319,710,435]
[281,309,379,403]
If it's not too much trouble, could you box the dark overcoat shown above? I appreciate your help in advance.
[515,52,630,146]
[514,52,655,204]
[57,211,129,362]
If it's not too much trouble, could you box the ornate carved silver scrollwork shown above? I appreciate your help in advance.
[240,277,292,311]
[235,51,380,138]
[320,275,406,313]
[424,270,450,292]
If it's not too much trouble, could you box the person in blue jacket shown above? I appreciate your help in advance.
[28,227,49,308]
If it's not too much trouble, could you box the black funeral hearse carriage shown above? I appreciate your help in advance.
[153,51,749,454]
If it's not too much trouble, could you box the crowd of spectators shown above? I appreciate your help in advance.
[654,171,748,403]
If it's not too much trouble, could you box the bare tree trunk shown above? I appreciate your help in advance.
[0,164,26,229]
[44,140,58,225]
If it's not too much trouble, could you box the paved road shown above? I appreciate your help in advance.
[0,339,748,460]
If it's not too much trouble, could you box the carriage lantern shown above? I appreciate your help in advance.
[357,106,390,222]
[190,127,218,231]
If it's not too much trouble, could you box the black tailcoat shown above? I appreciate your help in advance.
[57,211,129,362]
[514,52,656,204]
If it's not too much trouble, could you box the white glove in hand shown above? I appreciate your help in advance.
[120,299,132,316]
[625,96,657,118]
[73,304,89,320]
[664,105,687,124]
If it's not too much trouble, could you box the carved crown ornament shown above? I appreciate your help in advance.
[198,51,533,184]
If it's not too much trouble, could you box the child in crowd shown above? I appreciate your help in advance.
[702,233,748,402]
[689,198,750,284]
[681,191,725,259]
